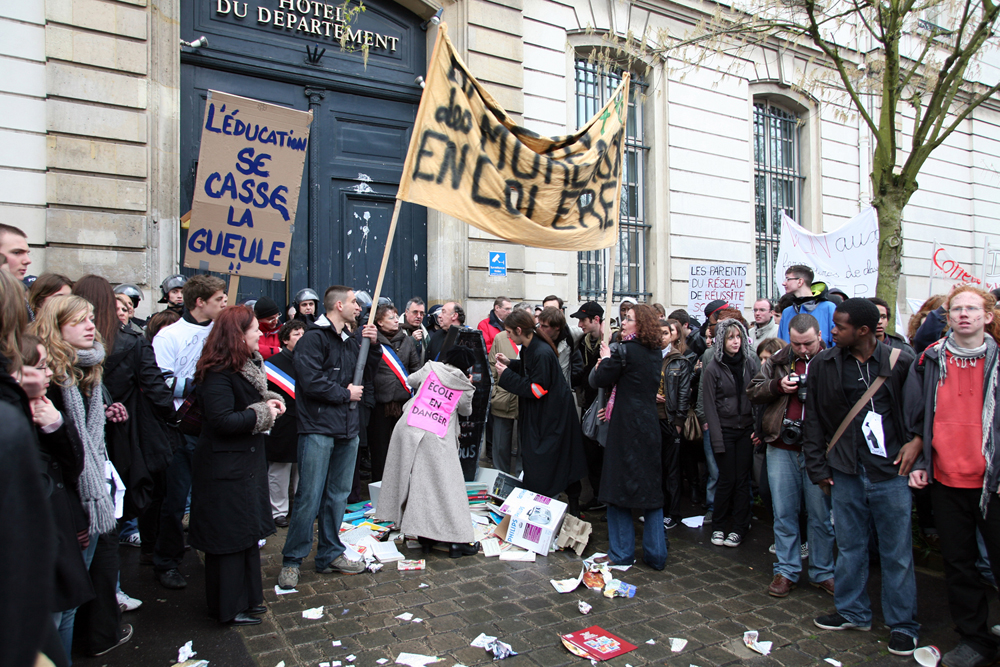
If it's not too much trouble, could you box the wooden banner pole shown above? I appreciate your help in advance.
[350,197,404,409]
[604,243,616,344]
[228,274,240,306]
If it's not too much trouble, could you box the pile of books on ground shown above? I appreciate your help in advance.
[466,482,490,515]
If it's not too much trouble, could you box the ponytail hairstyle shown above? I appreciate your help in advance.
[29,295,103,394]
[946,285,1000,345]
[504,308,557,355]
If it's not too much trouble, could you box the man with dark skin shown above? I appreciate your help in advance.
[801,298,919,656]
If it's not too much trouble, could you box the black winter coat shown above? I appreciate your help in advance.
[189,368,275,555]
[802,341,913,484]
[497,336,587,497]
[702,354,759,453]
[657,350,693,427]
[0,368,93,613]
[372,329,420,404]
[590,340,663,509]
[293,315,382,439]
[103,327,178,517]
[264,349,298,463]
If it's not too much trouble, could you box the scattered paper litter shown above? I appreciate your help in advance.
[275,662,285,667]
[418,583,429,588]
[681,515,705,528]
[342,609,349,615]
[499,548,535,562]
[471,633,497,648]
[480,537,502,557]
[824,660,842,667]
[346,656,356,662]
[670,638,688,652]
[331,662,341,667]
[177,641,197,663]
[302,606,324,619]
[319,662,330,667]
[578,600,592,615]
[377,660,388,665]
[413,618,423,623]
[551,566,585,594]
[646,639,656,645]
[274,585,298,595]
[396,612,415,621]
[258,538,267,547]
[331,640,342,647]
[743,630,772,656]
[394,653,441,667]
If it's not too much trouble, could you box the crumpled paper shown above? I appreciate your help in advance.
[743,630,772,655]
[177,641,197,663]
[578,600,592,614]
[302,606,324,620]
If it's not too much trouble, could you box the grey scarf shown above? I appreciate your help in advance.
[61,342,117,536]
[240,353,284,434]
[936,334,998,517]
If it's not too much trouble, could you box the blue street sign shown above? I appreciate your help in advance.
[489,251,507,276]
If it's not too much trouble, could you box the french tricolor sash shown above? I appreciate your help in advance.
[381,344,411,393]
[264,360,295,399]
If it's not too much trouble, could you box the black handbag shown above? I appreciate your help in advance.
[581,387,609,446]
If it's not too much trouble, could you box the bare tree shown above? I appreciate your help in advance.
[591,0,1000,326]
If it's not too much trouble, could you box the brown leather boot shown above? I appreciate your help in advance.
[768,574,796,597]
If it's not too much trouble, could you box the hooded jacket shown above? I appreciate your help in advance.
[778,282,837,347]
[905,337,1000,514]
[293,314,382,439]
[702,319,760,453]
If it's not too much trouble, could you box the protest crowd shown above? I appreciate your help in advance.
[5,218,1000,667]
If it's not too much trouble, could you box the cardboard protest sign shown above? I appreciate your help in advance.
[687,263,747,318]
[397,24,628,251]
[777,208,879,298]
[184,91,312,280]
[931,242,981,285]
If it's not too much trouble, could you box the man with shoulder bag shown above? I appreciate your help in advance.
[801,299,919,656]
[748,313,834,599]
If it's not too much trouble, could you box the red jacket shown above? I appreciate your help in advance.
[477,315,501,352]
[259,329,282,360]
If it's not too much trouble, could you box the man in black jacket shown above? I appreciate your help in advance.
[278,286,380,590]
[801,298,919,656]
[570,301,605,510]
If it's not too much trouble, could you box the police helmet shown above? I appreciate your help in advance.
[114,283,143,308]
[294,288,320,306]
[159,274,188,303]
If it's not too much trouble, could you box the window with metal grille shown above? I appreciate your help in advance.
[575,59,649,302]
[753,101,803,301]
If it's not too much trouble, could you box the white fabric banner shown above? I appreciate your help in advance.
[776,208,879,298]
[984,237,1000,292]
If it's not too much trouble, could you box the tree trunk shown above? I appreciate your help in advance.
[873,184,914,335]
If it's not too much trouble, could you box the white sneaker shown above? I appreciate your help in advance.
[117,591,142,611]
[768,543,776,554]
[991,624,1000,637]
[711,531,725,546]
[119,533,141,548]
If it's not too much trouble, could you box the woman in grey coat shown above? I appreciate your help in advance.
[702,318,760,549]
[377,347,480,558]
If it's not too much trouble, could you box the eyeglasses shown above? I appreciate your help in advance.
[950,306,983,315]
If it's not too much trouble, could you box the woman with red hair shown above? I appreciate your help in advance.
[189,306,285,626]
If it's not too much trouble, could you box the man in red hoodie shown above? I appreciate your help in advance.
[906,285,1000,667]
[477,295,511,352]
[255,296,283,360]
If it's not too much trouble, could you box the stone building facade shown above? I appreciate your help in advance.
[1,0,998,324]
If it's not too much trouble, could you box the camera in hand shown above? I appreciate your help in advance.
[781,418,804,445]
[788,372,808,403]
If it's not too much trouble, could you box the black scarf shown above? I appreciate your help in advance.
[722,351,744,385]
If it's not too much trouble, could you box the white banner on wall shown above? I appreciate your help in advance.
[687,263,748,319]
[984,237,1000,292]
[776,208,879,298]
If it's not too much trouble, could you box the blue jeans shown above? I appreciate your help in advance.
[606,504,667,570]
[702,430,718,509]
[830,467,919,637]
[154,434,196,572]
[282,434,359,570]
[767,446,835,583]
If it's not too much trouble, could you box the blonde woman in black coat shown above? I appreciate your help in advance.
[189,306,285,626]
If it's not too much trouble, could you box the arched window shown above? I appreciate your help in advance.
[574,58,648,301]
[753,99,804,300]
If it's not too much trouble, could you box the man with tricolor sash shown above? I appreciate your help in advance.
[368,302,421,483]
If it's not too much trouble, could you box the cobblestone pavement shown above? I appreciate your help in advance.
[236,500,974,667]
